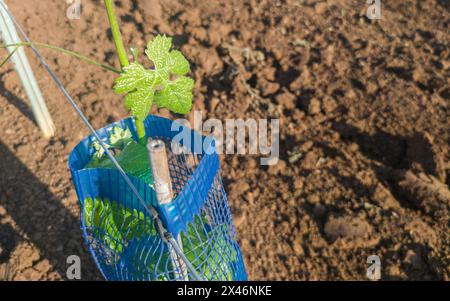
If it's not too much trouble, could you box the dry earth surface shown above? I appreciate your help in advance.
[0,0,449,280]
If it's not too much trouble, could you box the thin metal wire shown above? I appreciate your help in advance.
[0,1,203,281]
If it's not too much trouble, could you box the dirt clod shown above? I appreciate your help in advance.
[275,91,297,110]
[394,170,450,217]
[308,98,321,115]
[324,216,372,243]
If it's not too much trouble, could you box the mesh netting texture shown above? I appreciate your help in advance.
[68,115,247,281]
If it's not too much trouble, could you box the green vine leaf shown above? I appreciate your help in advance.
[114,34,193,122]
[113,63,154,94]
[124,88,154,121]
[154,76,194,114]
[92,141,105,159]
[168,50,190,76]
[109,126,133,149]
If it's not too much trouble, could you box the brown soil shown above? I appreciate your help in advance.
[0,0,449,280]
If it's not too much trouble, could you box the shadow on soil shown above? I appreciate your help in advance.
[0,140,102,280]
[0,223,20,264]
[0,73,36,126]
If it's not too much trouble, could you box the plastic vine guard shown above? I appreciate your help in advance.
[68,115,247,281]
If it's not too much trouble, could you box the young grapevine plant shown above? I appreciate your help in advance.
[83,35,238,280]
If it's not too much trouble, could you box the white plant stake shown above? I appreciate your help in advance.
[147,139,189,280]
[0,0,55,138]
